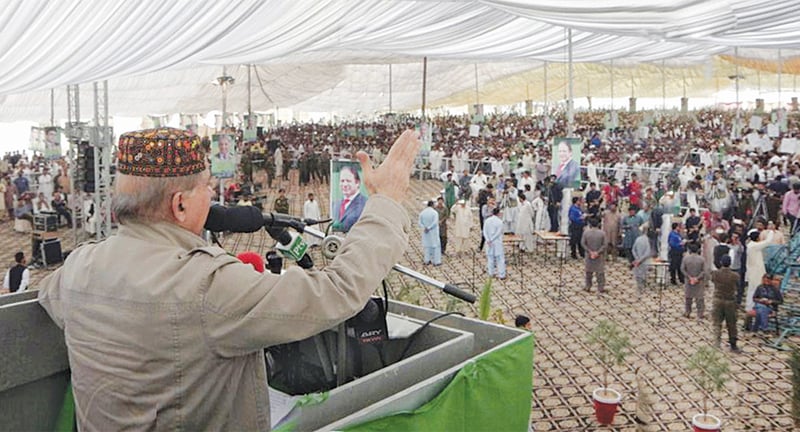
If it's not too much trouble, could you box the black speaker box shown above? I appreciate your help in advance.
[41,239,63,267]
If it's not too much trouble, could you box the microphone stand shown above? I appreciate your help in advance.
[302,226,476,304]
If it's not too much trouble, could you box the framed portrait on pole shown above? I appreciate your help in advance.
[210,133,236,178]
[330,160,368,233]
[551,137,582,189]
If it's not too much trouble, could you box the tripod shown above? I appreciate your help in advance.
[747,193,769,230]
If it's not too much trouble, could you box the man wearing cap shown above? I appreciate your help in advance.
[37,127,421,430]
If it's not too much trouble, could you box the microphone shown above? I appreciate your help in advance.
[204,205,329,233]
[237,251,265,273]
[269,228,313,269]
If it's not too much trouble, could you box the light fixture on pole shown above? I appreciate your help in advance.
[214,68,235,131]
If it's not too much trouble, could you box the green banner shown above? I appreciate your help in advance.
[344,334,534,432]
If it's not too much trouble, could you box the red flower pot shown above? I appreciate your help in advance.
[692,413,721,432]
[592,388,621,425]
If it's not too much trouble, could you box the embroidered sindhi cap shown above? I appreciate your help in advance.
[117,128,206,177]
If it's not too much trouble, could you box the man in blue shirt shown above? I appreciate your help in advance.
[13,171,29,195]
[668,222,685,285]
[568,196,585,259]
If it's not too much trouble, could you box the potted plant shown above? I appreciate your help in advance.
[586,319,630,425]
[687,345,730,432]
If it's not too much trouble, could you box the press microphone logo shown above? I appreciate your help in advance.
[287,234,308,259]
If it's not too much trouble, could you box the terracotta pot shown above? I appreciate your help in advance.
[691,413,721,432]
[592,387,621,425]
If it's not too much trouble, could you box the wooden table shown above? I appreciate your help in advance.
[503,234,523,267]
[649,258,670,324]
[534,231,570,300]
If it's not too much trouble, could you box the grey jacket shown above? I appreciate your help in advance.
[38,195,409,431]
[681,253,707,298]
[581,228,607,272]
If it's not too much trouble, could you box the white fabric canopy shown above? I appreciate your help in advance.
[1,0,800,120]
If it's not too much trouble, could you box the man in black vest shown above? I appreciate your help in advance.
[2,252,29,294]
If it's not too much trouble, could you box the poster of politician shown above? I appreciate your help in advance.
[551,138,582,188]
[210,134,236,178]
[330,160,369,233]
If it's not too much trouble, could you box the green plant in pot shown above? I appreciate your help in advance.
[586,319,630,425]
[687,345,729,432]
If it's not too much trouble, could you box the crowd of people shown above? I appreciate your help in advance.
[4,108,799,349]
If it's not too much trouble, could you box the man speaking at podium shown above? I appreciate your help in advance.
[37,127,421,431]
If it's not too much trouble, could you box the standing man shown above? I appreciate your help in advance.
[681,243,707,321]
[419,201,441,266]
[622,206,642,263]
[631,228,652,296]
[545,175,563,232]
[38,167,54,201]
[273,188,289,214]
[602,177,620,207]
[568,197,585,259]
[1,252,29,294]
[303,193,321,246]
[581,217,607,294]
[585,182,602,217]
[711,255,741,353]
[515,192,535,252]
[434,197,450,256]
[684,208,702,244]
[450,199,473,255]
[483,207,506,279]
[479,194,496,251]
[668,223,686,286]
[602,202,621,261]
[781,182,800,235]
[443,173,457,210]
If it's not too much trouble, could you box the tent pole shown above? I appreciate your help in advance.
[661,60,666,111]
[221,66,228,132]
[544,61,548,114]
[389,64,393,113]
[778,49,782,108]
[422,57,428,118]
[735,47,740,120]
[567,28,574,137]
[50,88,55,126]
[609,60,614,110]
[247,65,252,117]
[474,63,479,105]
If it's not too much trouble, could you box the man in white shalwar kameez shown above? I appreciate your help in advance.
[515,192,535,252]
[451,200,473,254]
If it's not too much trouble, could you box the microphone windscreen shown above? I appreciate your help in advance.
[237,251,265,273]
[224,206,265,233]
[204,205,228,232]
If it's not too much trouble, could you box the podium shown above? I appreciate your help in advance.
[0,297,533,431]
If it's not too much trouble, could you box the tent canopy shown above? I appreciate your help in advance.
[2,0,800,120]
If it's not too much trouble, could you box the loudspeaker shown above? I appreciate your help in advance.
[41,238,63,267]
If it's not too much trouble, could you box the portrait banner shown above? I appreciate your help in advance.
[42,126,62,160]
[330,159,369,233]
[551,137,582,189]
[210,134,236,178]
[29,127,44,153]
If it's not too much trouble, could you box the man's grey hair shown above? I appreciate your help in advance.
[112,173,205,224]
